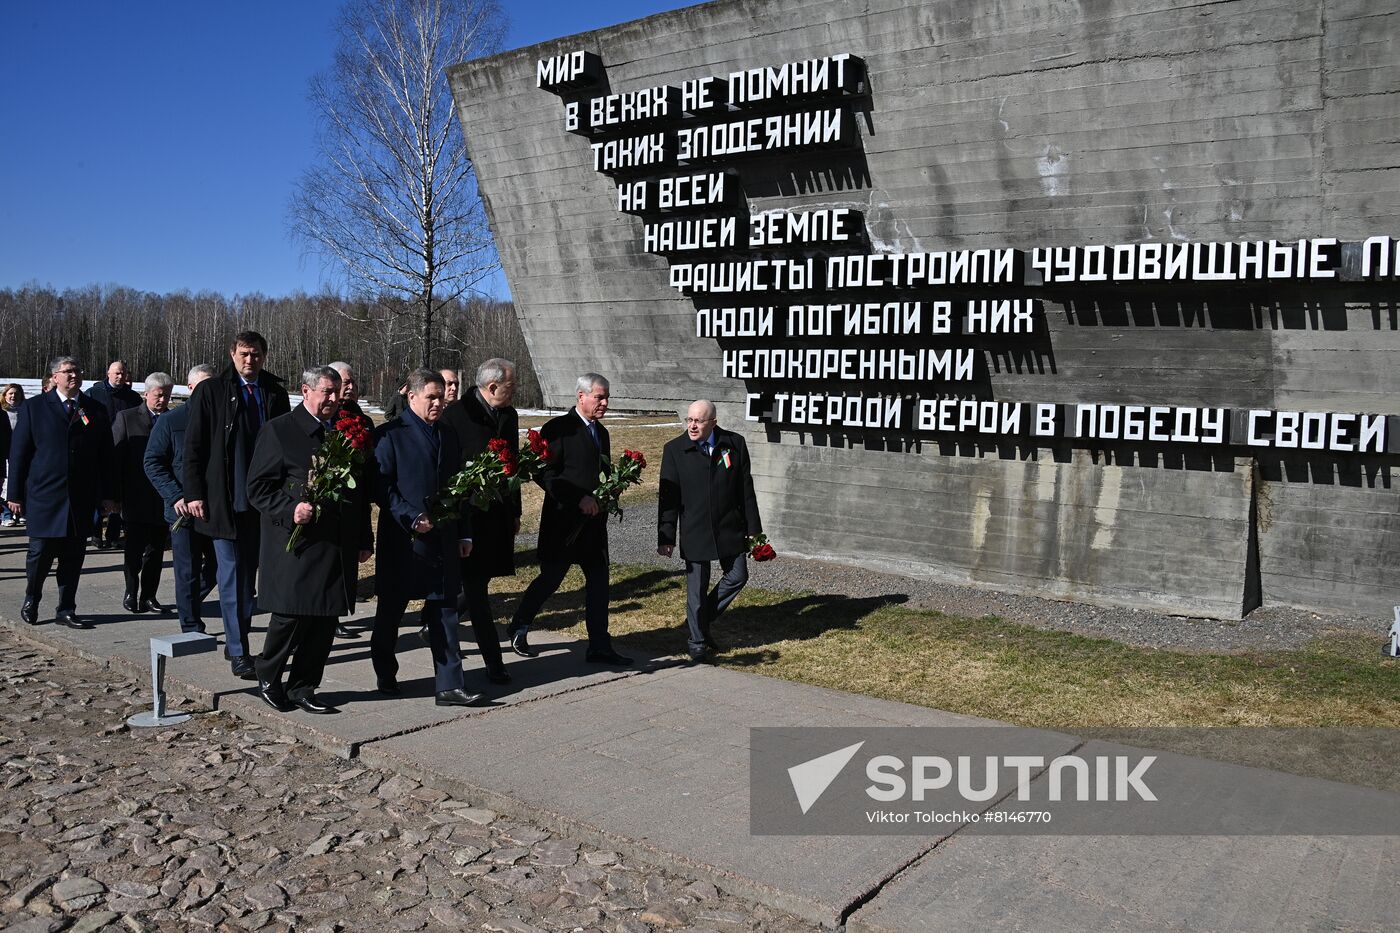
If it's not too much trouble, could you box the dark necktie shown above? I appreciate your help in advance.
[701,440,712,457]
[587,420,600,448]
[64,398,76,420]
[244,383,261,432]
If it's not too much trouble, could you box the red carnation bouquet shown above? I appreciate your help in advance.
[428,436,522,526]
[594,449,647,520]
[565,448,647,545]
[286,413,373,552]
[517,428,552,481]
[747,532,777,562]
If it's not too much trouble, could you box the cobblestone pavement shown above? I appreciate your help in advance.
[0,629,817,933]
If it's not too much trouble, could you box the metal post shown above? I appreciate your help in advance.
[127,633,217,728]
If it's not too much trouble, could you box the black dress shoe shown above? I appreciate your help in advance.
[418,624,431,642]
[585,648,633,666]
[435,688,489,707]
[376,678,401,696]
[96,539,113,551]
[55,611,93,630]
[122,593,139,613]
[687,650,713,665]
[20,599,39,625]
[486,667,512,685]
[258,680,294,712]
[230,656,257,680]
[293,695,338,714]
[139,598,168,613]
[336,623,360,639]
[510,630,538,658]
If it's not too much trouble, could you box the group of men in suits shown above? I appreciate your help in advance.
[5,345,768,713]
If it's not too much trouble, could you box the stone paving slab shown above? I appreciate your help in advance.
[846,833,1400,933]
[359,664,1078,925]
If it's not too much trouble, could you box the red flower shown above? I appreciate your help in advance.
[752,543,777,562]
[623,449,646,468]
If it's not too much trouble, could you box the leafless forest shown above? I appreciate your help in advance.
[0,284,541,407]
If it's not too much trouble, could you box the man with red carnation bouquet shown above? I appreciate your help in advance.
[658,400,767,664]
[441,358,522,687]
[247,366,374,715]
[509,372,632,666]
[328,360,375,640]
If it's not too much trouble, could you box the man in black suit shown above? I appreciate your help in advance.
[184,331,292,678]
[370,369,485,706]
[328,360,374,640]
[248,366,374,715]
[510,372,629,665]
[112,372,175,613]
[658,400,763,663]
[87,359,141,550]
[144,364,219,634]
[441,358,519,686]
[6,357,116,628]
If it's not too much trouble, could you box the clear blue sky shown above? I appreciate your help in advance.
[0,0,689,300]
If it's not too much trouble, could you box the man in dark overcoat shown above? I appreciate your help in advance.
[6,356,116,628]
[369,368,486,707]
[509,372,629,665]
[441,358,519,686]
[87,359,140,550]
[328,360,374,640]
[657,400,764,663]
[184,331,291,678]
[112,372,174,613]
[248,366,373,714]
[144,364,219,633]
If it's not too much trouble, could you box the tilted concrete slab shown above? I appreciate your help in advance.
[358,664,1075,925]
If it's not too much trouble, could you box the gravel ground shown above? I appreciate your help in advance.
[528,515,1386,655]
[0,629,818,933]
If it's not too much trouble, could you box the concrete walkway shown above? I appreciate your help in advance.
[0,525,1395,931]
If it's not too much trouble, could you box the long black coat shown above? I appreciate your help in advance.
[86,381,140,422]
[372,409,466,601]
[534,408,610,563]
[0,407,10,487]
[442,390,520,578]
[247,405,373,617]
[658,426,763,563]
[6,391,115,539]
[112,406,165,524]
[183,365,291,539]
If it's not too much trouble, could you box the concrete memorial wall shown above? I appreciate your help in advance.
[449,0,1400,619]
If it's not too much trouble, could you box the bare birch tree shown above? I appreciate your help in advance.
[290,0,505,367]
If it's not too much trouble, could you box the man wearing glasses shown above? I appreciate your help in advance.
[6,357,117,629]
[657,400,763,664]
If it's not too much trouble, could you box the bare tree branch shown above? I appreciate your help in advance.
[289,0,506,367]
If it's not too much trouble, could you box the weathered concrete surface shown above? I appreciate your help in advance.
[449,0,1400,619]
[846,833,1400,933]
[359,665,1061,925]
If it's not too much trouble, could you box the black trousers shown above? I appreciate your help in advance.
[511,553,611,650]
[102,512,124,545]
[123,520,169,601]
[25,536,87,612]
[372,595,465,693]
[256,613,335,701]
[457,570,505,674]
[685,553,749,653]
